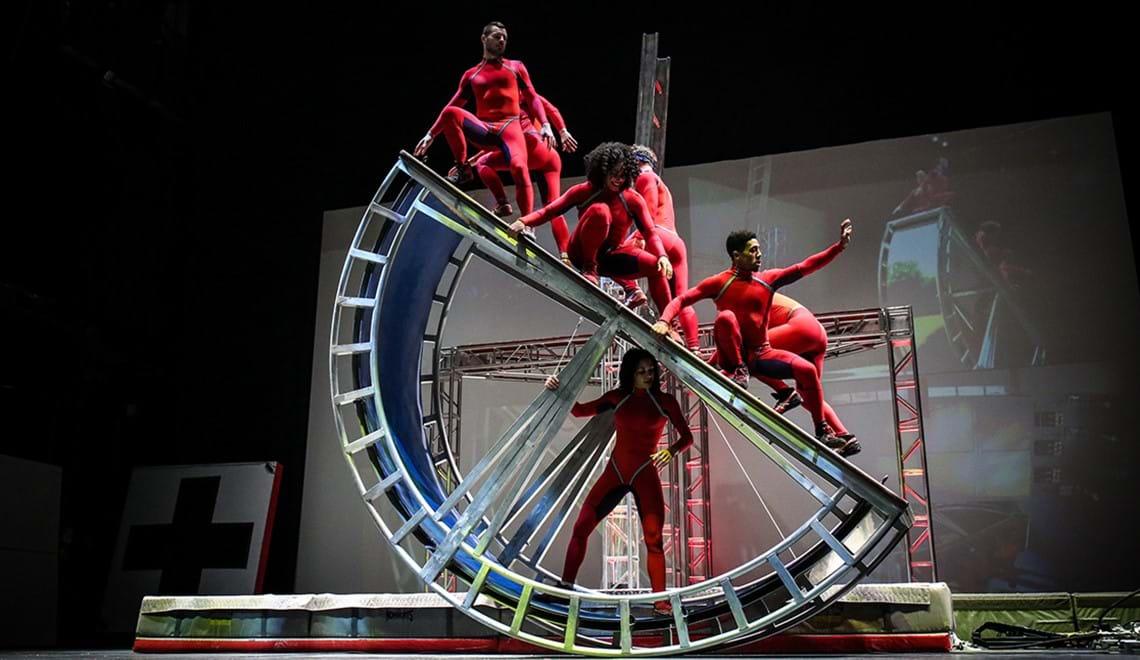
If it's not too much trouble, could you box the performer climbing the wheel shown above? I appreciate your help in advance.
[757,292,860,455]
[614,145,700,349]
[413,21,555,219]
[652,220,860,456]
[507,142,674,311]
[892,157,954,216]
[545,347,691,615]
[460,93,576,256]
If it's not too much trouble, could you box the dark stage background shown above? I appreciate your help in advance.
[3,2,1136,646]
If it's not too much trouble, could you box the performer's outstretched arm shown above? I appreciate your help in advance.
[509,182,592,234]
[652,274,727,335]
[545,376,618,417]
[765,219,852,289]
[569,392,620,417]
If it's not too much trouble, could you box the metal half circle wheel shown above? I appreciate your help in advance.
[328,152,913,656]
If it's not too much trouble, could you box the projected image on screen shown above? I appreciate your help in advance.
[652,111,1140,592]
[879,208,1045,372]
[879,215,943,347]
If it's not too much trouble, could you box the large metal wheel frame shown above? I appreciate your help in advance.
[328,152,913,656]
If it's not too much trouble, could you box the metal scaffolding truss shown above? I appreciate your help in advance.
[634,33,670,165]
[440,305,937,585]
[883,307,938,582]
[665,375,712,586]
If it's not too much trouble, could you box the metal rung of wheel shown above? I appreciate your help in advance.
[328,152,912,656]
[336,296,375,309]
[368,201,406,224]
[349,247,388,265]
[332,386,373,406]
[361,470,404,503]
[344,429,386,455]
[331,342,372,356]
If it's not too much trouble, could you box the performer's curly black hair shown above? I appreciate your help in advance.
[631,144,659,173]
[584,142,638,189]
[725,229,757,257]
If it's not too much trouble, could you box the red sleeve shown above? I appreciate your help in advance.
[429,70,473,137]
[551,216,570,255]
[661,393,694,454]
[521,182,592,228]
[571,390,621,417]
[765,241,845,290]
[896,191,916,215]
[660,273,728,323]
[538,95,566,132]
[635,172,660,222]
[514,61,549,127]
[626,191,666,258]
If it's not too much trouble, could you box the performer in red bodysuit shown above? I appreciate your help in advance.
[545,348,692,615]
[653,221,859,456]
[892,157,954,216]
[413,21,555,218]
[616,145,699,349]
[757,292,860,455]
[465,94,575,257]
[973,221,1033,290]
[507,143,675,312]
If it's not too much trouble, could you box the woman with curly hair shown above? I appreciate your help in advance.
[508,142,674,312]
[612,144,700,349]
[545,347,691,615]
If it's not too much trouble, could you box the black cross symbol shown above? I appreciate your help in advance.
[123,476,254,594]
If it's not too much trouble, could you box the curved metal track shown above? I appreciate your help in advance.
[328,152,912,655]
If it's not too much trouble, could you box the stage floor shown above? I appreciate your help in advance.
[0,650,1125,658]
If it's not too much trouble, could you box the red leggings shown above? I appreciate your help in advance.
[616,229,697,348]
[562,457,666,592]
[662,232,698,348]
[473,131,569,252]
[567,203,672,311]
[431,106,534,214]
[711,310,826,427]
[756,310,849,434]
